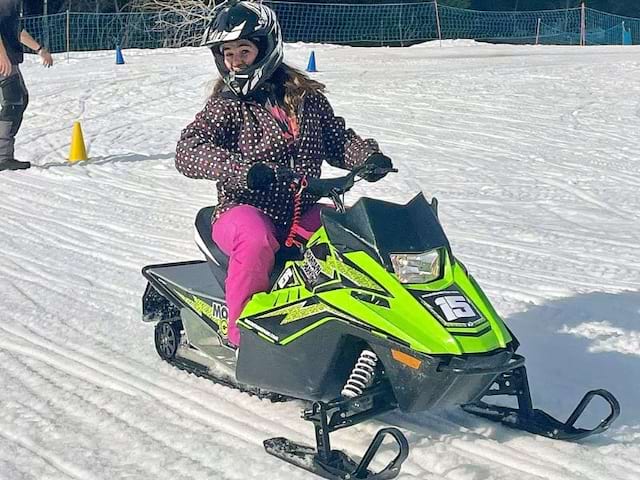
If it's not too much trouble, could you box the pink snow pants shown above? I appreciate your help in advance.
[211,204,326,346]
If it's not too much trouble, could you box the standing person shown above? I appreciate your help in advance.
[175,0,393,348]
[0,0,53,172]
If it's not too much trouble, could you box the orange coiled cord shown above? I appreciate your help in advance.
[285,176,308,248]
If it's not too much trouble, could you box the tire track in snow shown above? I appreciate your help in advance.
[1,353,234,480]
[398,409,637,480]
[0,429,93,480]
[0,324,439,480]
[0,201,178,272]
[0,323,306,446]
[0,331,312,478]
[392,415,554,480]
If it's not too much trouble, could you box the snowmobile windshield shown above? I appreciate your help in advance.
[320,192,450,271]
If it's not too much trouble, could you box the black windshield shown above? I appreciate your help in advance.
[320,193,450,271]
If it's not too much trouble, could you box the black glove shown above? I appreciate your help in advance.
[362,153,393,182]
[247,163,276,190]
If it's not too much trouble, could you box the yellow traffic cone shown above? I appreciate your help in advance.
[68,121,88,163]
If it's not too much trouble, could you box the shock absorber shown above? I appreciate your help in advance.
[341,350,378,398]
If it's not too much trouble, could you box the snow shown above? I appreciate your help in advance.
[1,40,639,479]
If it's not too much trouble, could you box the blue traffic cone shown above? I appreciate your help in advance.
[116,45,125,65]
[306,51,317,72]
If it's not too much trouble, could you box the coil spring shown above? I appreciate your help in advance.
[341,350,378,398]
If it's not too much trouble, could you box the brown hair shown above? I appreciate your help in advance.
[212,63,326,116]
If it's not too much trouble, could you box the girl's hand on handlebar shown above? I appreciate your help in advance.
[362,153,394,182]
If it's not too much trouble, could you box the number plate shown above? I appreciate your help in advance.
[420,289,485,328]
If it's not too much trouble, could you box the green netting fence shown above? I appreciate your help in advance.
[21,2,640,54]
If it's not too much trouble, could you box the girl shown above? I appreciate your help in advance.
[175,0,392,347]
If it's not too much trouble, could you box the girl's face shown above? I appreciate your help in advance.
[222,40,259,72]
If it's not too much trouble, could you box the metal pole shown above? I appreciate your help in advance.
[535,18,541,45]
[398,3,403,47]
[43,0,49,53]
[580,2,586,46]
[66,10,70,62]
[434,0,442,48]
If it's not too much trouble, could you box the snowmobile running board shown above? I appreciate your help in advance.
[462,364,620,441]
[264,382,409,480]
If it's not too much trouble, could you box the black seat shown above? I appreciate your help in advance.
[194,206,303,292]
[195,206,229,269]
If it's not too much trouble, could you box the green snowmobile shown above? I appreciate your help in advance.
[142,164,619,480]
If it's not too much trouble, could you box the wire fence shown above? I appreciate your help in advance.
[22,2,640,54]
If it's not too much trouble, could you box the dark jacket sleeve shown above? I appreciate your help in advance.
[313,92,379,170]
[0,8,10,27]
[175,97,253,191]
[0,1,17,25]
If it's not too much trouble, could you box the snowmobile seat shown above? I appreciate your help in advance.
[194,206,302,291]
[195,207,229,274]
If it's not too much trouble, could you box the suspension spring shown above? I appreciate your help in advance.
[341,350,378,398]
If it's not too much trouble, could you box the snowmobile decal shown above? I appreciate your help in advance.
[321,254,382,291]
[240,296,344,344]
[275,267,298,290]
[300,249,322,284]
[301,243,388,295]
[420,289,486,328]
[174,290,229,335]
[275,300,327,325]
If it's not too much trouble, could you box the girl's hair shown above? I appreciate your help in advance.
[212,63,326,115]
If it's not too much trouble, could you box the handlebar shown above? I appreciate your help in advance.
[281,163,397,214]
[302,164,398,198]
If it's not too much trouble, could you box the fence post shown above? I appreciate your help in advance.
[434,0,442,47]
[398,3,403,47]
[535,17,541,45]
[66,10,70,61]
[580,2,586,46]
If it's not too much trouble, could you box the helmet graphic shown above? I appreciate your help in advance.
[202,0,284,97]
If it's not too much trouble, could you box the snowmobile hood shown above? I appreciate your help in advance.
[320,193,450,271]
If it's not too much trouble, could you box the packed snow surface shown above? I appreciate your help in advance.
[1,40,639,479]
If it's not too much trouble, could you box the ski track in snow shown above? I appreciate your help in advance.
[0,42,639,479]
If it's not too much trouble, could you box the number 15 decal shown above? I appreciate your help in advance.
[420,290,484,326]
[434,295,476,322]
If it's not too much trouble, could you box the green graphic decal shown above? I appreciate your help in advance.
[175,290,229,334]
[277,302,327,325]
[318,253,383,291]
[176,290,213,318]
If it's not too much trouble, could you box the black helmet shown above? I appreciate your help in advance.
[202,0,284,97]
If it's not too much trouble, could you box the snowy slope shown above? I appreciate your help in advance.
[0,41,639,479]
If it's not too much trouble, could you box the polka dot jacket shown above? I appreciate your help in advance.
[175,90,380,232]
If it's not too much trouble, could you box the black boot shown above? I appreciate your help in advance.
[0,159,31,171]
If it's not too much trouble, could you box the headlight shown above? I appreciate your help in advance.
[390,249,441,284]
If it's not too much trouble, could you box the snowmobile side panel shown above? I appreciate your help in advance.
[142,262,230,338]
[238,309,519,411]
[143,261,224,300]
[237,319,369,401]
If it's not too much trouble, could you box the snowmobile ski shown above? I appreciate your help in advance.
[462,365,620,441]
[265,383,408,480]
